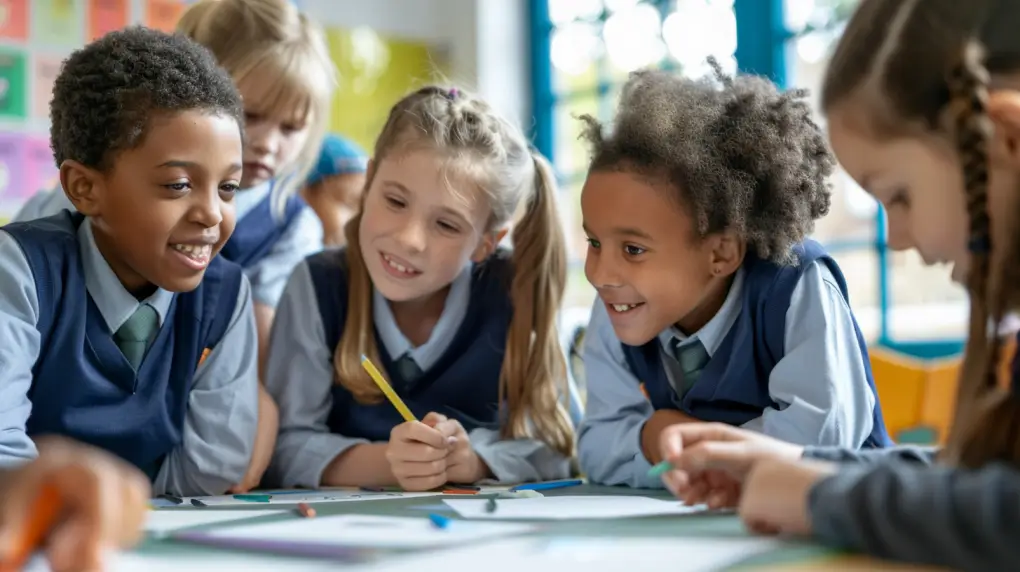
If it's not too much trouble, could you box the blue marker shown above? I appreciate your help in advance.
[428,513,451,529]
[508,479,583,492]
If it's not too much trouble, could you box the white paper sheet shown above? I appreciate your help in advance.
[24,550,339,572]
[196,514,536,548]
[183,489,441,506]
[443,495,709,520]
[145,509,288,534]
[344,537,787,572]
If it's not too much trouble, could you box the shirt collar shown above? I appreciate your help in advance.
[79,218,174,333]
[373,262,472,369]
[658,267,745,358]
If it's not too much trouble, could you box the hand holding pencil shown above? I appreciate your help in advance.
[0,436,150,572]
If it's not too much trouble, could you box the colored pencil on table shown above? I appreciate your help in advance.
[0,483,62,572]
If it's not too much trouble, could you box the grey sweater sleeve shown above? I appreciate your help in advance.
[808,461,1020,571]
[802,445,937,465]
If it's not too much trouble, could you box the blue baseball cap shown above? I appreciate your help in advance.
[307,133,369,186]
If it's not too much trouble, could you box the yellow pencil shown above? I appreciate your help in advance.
[360,354,417,422]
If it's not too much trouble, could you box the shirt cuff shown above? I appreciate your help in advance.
[278,433,368,489]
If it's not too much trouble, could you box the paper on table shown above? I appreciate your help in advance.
[443,495,709,520]
[186,514,536,549]
[344,536,787,572]
[24,550,340,572]
[145,509,288,534]
[184,489,440,506]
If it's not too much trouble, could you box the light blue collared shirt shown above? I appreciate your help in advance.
[578,260,875,488]
[265,259,572,488]
[13,183,324,308]
[0,218,260,496]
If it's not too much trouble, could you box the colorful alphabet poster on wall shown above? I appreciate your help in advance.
[89,0,129,41]
[32,0,85,46]
[0,48,26,119]
[0,0,28,41]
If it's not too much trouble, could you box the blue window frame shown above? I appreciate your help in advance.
[528,0,966,359]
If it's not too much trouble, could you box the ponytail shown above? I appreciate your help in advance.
[500,153,574,457]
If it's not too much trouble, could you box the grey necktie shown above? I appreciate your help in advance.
[670,339,709,398]
[114,304,159,370]
[393,353,423,385]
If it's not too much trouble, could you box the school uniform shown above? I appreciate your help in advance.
[0,212,259,497]
[221,180,324,308]
[579,240,891,488]
[264,248,572,489]
[12,181,324,308]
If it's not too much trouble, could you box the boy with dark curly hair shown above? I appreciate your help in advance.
[0,27,258,497]
[577,62,892,488]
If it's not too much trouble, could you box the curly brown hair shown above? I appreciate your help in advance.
[579,59,833,265]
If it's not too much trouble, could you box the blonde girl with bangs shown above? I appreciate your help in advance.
[264,86,576,491]
[177,0,336,492]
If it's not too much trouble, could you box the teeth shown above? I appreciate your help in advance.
[383,254,415,274]
[172,244,211,260]
[612,304,639,313]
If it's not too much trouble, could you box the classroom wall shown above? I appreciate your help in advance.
[0,0,532,222]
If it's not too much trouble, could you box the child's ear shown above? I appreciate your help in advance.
[471,228,508,263]
[59,160,103,216]
[987,90,1020,168]
[704,230,745,277]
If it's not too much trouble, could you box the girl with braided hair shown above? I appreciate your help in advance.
[264,86,575,491]
[649,0,1020,568]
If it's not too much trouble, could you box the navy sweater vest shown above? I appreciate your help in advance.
[220,190,305,268]
[306,248,514,441]
[3,212,244,478]
[621,240,893,448]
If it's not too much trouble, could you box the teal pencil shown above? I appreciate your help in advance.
[647,461,672,477]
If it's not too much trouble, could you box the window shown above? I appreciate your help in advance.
[530,0,967,354]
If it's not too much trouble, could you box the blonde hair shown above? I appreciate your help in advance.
[177,0,336,212]
[823,0,1020,466]
[336,86,574,457]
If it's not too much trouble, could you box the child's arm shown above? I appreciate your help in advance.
[578,302,677,488]
[263,261,376,489]
[749,261,875,446]
[154,275,259,497]
[466,427,572,483]
[807,461,1020,569]
[249,206,324,373]
[1,436,149,572]
[803,445,937,465]
[0,231,44,465]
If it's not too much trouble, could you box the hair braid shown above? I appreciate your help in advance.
[942,41,1020,467]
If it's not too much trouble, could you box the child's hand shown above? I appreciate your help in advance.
[229,386,279,493]
[424,413,490,485]
[386,419,453,491]
[657,423,804,508]
[640,409,698,464]
[0,436,150,572]
[738,458,835,537]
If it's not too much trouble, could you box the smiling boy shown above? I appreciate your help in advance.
[0,27,258,497]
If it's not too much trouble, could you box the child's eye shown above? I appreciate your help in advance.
[220,183,239,194]
[165,182,190,192]
[437,220,460,233]
[624,244,646,256]
[888,188,910,207]
[385,196,406,209]
[586,238,601,249]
